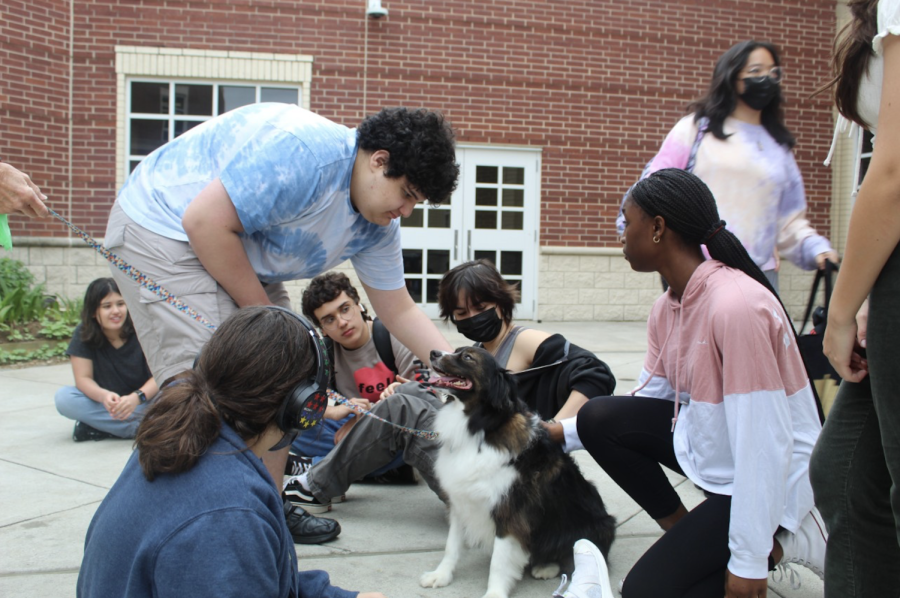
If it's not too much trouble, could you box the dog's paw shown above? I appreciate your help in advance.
[530,563,560,580]
[420,569,453,588]
[481,591,508,598]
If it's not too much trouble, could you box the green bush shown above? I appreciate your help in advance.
[0,258,56,325]
[0,342,68,365]
[0,258,35,299]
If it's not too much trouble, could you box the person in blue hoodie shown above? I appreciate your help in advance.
[77,306,386,598]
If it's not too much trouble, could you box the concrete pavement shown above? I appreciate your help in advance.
[0,320,824,597]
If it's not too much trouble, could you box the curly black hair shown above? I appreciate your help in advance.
[357,107,460,205]
[301,271,368,327]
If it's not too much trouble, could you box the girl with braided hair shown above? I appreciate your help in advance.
[569,169,825,598]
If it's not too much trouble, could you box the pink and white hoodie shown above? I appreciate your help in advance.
[634,260,822,579]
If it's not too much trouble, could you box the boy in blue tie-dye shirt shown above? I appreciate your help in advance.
[104,103,459,494]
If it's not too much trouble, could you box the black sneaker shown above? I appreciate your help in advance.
[285,453,314,476]
[284,476,332,514]
[283,499,340,545]
[73,421,118,442]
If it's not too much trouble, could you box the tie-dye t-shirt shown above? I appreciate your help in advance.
[116,103,403,290]
[619,115,831,271]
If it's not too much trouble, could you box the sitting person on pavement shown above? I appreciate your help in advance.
[77,306,385,598]
[54,278,157,442]
[286,260,620,512]
[284,272,426,512]
[437,259,616,451]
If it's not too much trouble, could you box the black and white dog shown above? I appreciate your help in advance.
[420,347,616,598]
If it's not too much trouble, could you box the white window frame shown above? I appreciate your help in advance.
[115,46,313,189]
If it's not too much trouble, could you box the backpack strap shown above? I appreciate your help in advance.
[685,116,709,173]
[322,336,337,388]
[372,317,398,376]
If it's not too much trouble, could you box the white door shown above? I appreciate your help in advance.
[400,147,540,319]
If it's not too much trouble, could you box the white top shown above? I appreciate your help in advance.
[858,0,900,133]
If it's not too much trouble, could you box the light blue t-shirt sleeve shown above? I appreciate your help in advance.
[349,219,405,290]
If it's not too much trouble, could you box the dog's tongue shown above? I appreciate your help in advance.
[426,373,473,390]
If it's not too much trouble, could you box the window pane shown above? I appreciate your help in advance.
[426,279,441,303]
[427,250,450,274]
[427,208,451,228]
[405,278,422,303]
[501,211,523,230]
[174,84,213,115]
[475,187,497,206]
[473,250,495,264]
[502,188,524,207]
[174,120,203,138]
[218,86,255,113]
[475,165,498,184]
[500,251,522,275]
[403,249,423,274]
[261,87,299,104]
[130,119,168,155]
[401,208,424,228]
[502,167,525,185]
[129,160,142,173]
[131,82,169,114]
[475,210,497,229]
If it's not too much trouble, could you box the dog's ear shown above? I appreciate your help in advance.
[485,360,518,413]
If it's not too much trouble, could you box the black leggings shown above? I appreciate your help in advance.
[577,396,773,598]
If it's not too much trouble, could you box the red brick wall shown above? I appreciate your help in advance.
[1,0,836,244]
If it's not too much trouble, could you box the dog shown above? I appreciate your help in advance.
[420,346,616,598]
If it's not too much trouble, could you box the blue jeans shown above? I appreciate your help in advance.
[292,414,404,477]
[54,386,149,438]
[810,243,900,597]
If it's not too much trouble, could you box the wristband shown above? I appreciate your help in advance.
[135,389,147,403]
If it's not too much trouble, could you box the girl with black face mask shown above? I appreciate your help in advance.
[615,40,838,293]
[436,259,616,435]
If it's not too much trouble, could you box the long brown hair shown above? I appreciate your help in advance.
[821,0,879,127]
[79,278,135,348]
[135,307,315,481]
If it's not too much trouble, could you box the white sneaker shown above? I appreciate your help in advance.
[774,507,827,587]
[552,539,614,598]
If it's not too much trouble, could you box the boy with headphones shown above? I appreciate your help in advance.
[103,104,459,543]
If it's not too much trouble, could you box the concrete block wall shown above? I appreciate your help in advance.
[8,243,820,324]
[537,249,820,323]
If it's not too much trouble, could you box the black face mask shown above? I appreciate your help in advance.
[454,308,503,343]
[739,76,779,111]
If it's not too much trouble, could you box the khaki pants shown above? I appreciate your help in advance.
[104,203,290,385]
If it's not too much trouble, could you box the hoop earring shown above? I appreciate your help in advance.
[653,236,660,244]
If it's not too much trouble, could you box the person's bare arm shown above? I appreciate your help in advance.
[362,284,451,365]
[182,179,270,307]
[825,35,900,381]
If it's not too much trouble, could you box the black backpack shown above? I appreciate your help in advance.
[322,317,397,388]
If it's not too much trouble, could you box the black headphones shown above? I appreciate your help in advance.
[193,306,332,451]
[265,306,332,451]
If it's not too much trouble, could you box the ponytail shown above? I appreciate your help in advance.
[136,371,221,481]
